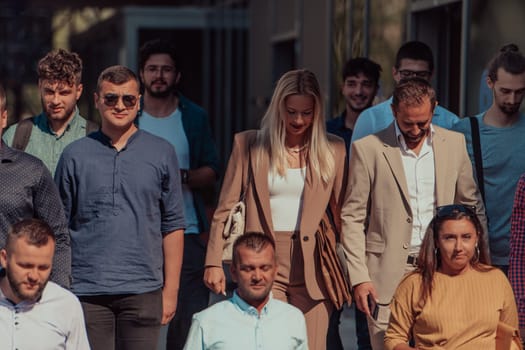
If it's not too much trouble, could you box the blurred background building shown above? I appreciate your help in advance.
[1,0,524,161]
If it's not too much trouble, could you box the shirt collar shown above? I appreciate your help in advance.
[394,121,435,152]
[39,106,81,136]
[232,290,272,316]
[94,128,142,150]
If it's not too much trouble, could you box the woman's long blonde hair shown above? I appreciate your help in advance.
[256,69,335,185]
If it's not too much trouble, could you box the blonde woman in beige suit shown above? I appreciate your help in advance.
[203,69,347,350]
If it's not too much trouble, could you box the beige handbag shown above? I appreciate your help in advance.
[221,201,246,263]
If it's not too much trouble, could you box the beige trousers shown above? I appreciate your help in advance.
[272,231,333,350]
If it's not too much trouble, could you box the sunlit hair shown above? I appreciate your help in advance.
[0,84,6,112]
[232,232,275,267]
[38,49,82,86]
[256,69,335,184]
[392,77,436,112]
[96,65,139,93]
[395,41,434,73]
[487,44,525,82]
[414,209,491,306]
[5,219,55,252]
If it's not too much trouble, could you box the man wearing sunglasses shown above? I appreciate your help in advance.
[136,39,220,350]
[55,65,185,350]
[350,41,459,144]
[3,49,98,176]
[341,78,486,350]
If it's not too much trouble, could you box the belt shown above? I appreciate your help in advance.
[406,255,418,266]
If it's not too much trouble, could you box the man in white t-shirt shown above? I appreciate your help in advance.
[137,38,220,350]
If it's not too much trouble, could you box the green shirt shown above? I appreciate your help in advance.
[3,108,89,176]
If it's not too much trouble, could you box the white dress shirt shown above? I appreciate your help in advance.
[395,123,436,252]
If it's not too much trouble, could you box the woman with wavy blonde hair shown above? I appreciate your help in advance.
[204,69,347,350]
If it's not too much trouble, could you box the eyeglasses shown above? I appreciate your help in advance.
[398,70,432,79]
[102,94,138,108]
[436,204,476,218]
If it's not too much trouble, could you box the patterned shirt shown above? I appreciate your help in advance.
[3,108,91,176]
[0,143,70,287]
[510,173,525,328]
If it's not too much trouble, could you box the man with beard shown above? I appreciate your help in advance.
[137,38,220,349]
[3,49,97,176]
[341,78,486,350]
[327,57,381,151]
[0,84,70,288]
[351,41,458,144]
[0,219,89,349]
[183,232,308,350]
[453,44,525,273]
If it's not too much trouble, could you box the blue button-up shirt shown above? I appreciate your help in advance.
[184,291,308,350]
[55,130,185,295]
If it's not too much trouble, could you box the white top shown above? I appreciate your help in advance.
[140,109,199,234]
[0,280,90,350]
[395,123,436,252]
[268,168,306,231]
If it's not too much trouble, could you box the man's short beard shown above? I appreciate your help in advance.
[145,82,177,98]
[6,268,47,303]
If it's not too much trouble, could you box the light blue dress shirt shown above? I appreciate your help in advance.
[0,280,90,350]
[350,97,459,143]
[184,291,308,350]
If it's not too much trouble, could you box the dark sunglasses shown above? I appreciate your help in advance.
[436,204,476,218]
[102,94,138,108]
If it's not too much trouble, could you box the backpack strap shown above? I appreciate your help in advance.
[469,116,485,202]
[85,119,99,135]
[11,118,34,151]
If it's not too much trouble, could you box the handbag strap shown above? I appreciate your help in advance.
[469,116,485,202]
[240,135,255,202]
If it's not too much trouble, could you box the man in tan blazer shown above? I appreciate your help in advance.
[341,78,487,349]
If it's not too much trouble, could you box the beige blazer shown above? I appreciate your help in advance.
[341,123,487,303]
[205,130,347,300]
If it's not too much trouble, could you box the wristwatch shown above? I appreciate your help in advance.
[181,169,189,184]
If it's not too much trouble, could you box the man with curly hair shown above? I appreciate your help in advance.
[3,48,97,176]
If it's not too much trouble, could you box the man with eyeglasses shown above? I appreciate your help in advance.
[350,41,458,144]
[55,65,186,350]
[341,78,486,350]
[137,39,220,350]
[3,49,98,176]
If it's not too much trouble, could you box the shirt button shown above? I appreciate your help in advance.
[303,236,309,242]
[403,243,409,249]
[406,217,412,223]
